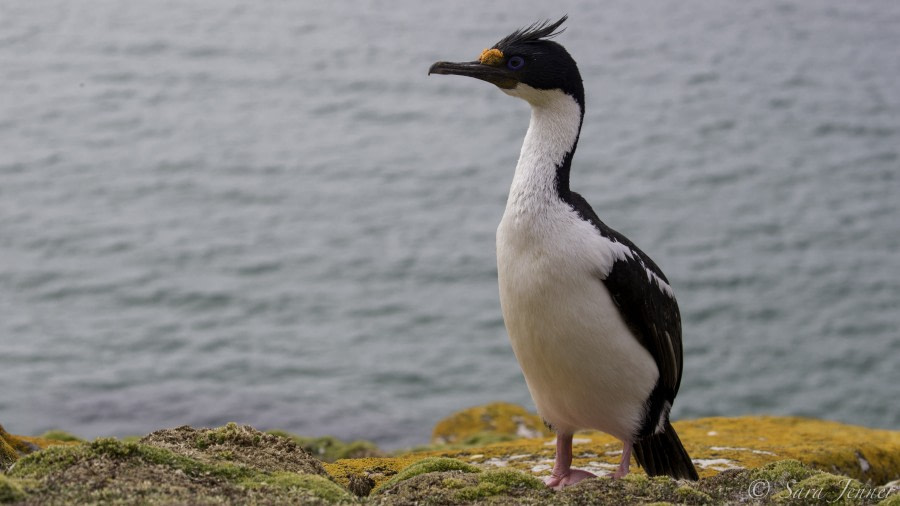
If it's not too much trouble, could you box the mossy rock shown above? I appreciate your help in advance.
[373,457,481,494]
[432,402,552,446]
[415,405,900,485]
[371,465,550,505]
[554,473,715,505]
[140,422,328,476]
[239,471,353,503]
[356,458,892,504]
[325,456,424,492]
[681,416,900,484]
[3,435,353,504]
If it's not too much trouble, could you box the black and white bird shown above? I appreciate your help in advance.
[429,17,698,487]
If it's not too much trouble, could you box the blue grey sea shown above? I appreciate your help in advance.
[2,1,899,448]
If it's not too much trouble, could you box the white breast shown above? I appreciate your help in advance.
[495,86,658,440]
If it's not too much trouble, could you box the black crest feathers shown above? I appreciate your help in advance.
[495,16,568,52]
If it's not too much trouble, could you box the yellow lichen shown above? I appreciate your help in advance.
[324,456,424,490]
[479,48,504,66]
[1,424,80,470]
[431,402,551,445]
[336,407,900,488]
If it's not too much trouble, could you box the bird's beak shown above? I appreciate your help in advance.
[428,61,518,89]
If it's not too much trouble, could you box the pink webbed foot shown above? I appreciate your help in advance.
[605,440,633,479]
[544,468,597,489]
[545,433,599,489]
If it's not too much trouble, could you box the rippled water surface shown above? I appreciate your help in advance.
[2,1,899,446]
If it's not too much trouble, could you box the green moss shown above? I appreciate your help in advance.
[95,438,253,481]
[674,484,714,504]
[751,459,817,484]
[622,472,651,494]
[372,457,480,494]
[454,481,505,501]
[773,472,865,505]
[441,477,467,489]
[37,430,82,443]
[7,444,84,478]
[452,469,545,501]
[267,431,380,462]
[879,491,900,506]
[197,422,254,449]
[479,469,544,490]
[0,475,26,503]
[240,471,352,503]
[9,437,254,484]
[143,424,328,477]
[7,434,349,504]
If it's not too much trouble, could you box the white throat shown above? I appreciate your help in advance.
[502,85,583,211]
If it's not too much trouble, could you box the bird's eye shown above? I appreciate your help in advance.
[507,56,525,70]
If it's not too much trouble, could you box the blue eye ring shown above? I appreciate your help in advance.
[507,56,525,70]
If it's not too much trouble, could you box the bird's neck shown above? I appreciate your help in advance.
[507,88,584,211]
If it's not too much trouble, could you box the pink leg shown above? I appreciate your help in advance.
[543,433,597,489]
[610,440,632,479]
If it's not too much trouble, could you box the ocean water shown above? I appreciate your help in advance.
[1,1,898,448]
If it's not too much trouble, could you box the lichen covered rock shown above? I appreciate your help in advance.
[432,401,552,445]
[324,455,426,492]
[422,405,900,485]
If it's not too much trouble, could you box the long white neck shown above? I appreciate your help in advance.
[503,85,584,213]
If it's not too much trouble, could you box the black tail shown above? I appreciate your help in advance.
[632,421,699,480]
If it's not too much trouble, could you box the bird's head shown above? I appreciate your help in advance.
[428,16,584,108]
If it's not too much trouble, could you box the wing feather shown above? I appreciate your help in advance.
[564,191,684,437]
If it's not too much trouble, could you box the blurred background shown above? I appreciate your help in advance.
[1,1,898,448]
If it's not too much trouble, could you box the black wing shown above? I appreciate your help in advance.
[565,191,684,438]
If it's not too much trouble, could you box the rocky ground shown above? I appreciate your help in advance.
[2,403,898,505]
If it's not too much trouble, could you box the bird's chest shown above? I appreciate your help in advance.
[495,204,615,341]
